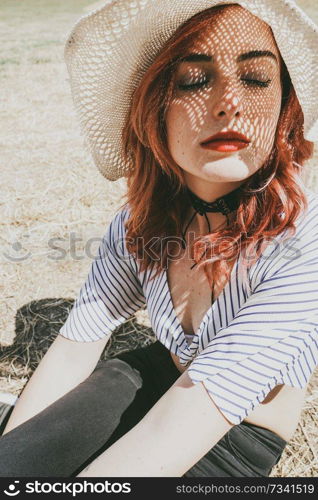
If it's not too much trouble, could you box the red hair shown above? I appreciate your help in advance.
[120,4,314,293]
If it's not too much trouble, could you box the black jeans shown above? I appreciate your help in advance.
[0,340,287,477]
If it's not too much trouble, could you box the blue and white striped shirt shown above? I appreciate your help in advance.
[59,187,318,425]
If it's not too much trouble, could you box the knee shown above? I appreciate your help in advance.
[93,358,143,391]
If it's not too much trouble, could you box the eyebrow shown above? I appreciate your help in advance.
[237,50,278,63]
[181,50,278,64]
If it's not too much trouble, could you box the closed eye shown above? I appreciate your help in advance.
[178,78,271,91]
[177,79,209,91]
[241,78,272,88]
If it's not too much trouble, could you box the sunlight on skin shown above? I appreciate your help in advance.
[76,371,232,477]
[166,5,282,216]
[74,6,288,478]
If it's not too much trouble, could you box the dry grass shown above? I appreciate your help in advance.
[1,0,318,477]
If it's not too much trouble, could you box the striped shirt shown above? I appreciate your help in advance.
[59,187,318,425]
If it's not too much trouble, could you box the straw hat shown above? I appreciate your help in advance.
[64,0,318,181]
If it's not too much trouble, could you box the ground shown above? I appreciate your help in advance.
[1,0,318,477]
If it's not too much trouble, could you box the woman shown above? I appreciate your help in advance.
[0,0,318,477]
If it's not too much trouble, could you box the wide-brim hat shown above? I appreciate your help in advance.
[65,0,318,181]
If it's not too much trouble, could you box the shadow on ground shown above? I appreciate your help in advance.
[0,298,155,379]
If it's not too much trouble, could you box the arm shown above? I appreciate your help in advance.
[77,370,232,477]
[2,334,108,435]
[4,207,145,434]
[81,201,318,476]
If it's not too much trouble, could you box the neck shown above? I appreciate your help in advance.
[186,179,243,204]
[184,178,244,235]
[189,209,227,235]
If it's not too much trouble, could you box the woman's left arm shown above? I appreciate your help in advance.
[77,371,232,477]
[78,199,318,476]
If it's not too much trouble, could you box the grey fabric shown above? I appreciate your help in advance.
[0,341,287,477]
[0,358,142,477]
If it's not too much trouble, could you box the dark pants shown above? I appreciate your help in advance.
[0,340,287,477]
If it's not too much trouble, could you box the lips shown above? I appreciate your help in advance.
[200,131,251,152]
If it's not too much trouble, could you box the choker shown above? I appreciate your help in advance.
[180,185,242,306]
[187,186,241,217]
[181,186,242,252]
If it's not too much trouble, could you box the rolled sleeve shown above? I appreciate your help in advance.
[59,209,146,342]
[187,224,318,425]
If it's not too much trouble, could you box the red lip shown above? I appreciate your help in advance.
[200,131,251,152]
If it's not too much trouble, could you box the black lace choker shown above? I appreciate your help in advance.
[187,186,241,216]
[181,186,242,252]
[180,186,242,306]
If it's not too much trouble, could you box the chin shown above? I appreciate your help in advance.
[200,156,252,182]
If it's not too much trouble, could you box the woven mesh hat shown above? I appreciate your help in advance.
[65,0,318,181]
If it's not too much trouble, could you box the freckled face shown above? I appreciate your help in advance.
[165,6,282,183]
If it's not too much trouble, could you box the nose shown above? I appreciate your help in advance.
[211,84,243,121]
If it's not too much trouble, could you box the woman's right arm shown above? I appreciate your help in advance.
[3,208,146,435]
[2,334,108,435]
